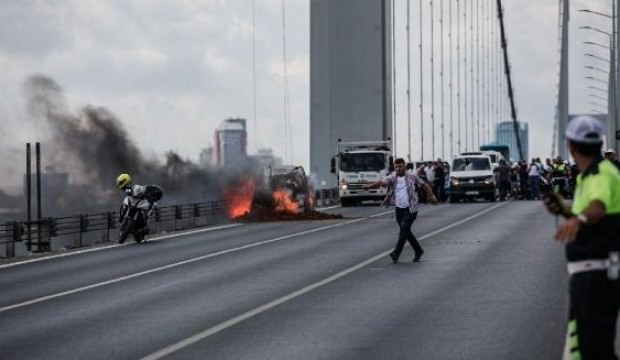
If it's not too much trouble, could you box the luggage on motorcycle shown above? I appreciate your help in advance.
[144,185,163,203]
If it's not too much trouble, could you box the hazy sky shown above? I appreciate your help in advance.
[0,0,614,186]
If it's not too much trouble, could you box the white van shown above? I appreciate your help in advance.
[449,154,497,202]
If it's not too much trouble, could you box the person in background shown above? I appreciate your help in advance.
[604,148,620,170]
[424,162,435,196]
[518,160,530,200]
[528,159,541,200]
[496,159,512,201]
[433,159,446,202]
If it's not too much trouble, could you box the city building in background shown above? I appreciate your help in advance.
[214,118,247,167]
[495,121,529,161]
[199,146,215,168]
[251,148,283,170]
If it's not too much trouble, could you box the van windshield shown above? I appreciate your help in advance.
[452,157,491,171]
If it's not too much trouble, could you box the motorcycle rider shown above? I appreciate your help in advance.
[116,173,159,242]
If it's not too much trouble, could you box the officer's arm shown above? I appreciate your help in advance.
[573,200,606,224]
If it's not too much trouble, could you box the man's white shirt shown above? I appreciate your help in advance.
[394,176,409,208]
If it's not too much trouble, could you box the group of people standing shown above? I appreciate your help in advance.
[408,160,448,202]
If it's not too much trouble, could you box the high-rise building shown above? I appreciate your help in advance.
[495,121,529,161]
[214,118,247,167]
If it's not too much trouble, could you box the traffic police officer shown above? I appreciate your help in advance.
[544,115,620,360]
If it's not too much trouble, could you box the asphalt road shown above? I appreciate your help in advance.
[0,201,577,359]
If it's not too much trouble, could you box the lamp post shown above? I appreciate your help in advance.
[589,85,609,93]
[583,40,611,50]
[585,53,611,63]
[579,7,618,152]
[586,75,609,85]
[590,100,608,109]
[589,93,609,102]
[585,64,609,74]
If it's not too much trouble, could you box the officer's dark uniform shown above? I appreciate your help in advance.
[566,157,620,359]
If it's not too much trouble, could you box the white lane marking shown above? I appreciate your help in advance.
[0,210,392,314]
[139,202,508,360]
[0,224,243,270]
[316,205,342,210]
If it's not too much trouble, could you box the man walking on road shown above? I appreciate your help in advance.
[543,115,620,360]
[363,158,437,263]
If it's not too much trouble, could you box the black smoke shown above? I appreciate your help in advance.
[16,74,262,217]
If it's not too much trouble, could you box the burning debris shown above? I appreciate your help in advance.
[221,177,342,222]
[222,177,256,218]
[235,208,343,222]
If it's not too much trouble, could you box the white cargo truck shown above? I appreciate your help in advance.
[330,140,393,206]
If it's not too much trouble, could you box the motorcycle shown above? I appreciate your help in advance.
[118,185,163,244]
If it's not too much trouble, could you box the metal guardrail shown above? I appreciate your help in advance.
[0,188,340,259]
[0,200,228,258]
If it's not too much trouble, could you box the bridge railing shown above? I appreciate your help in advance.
[0,200,228,259]
[0,188,340,259]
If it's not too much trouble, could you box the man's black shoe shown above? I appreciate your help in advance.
[413,251,424,262]
[389,252,399,263]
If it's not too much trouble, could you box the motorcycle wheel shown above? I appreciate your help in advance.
[133,231,144,243]
[118,217,133,244]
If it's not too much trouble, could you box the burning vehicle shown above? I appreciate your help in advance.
[221,165,341,222]
[267,165,314,212]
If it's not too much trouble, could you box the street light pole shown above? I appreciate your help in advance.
[580,7,618,152]
[585,53,611,63]
[589,85,609,93]
[585,65,609,74]
[586,75,610,85]
[589,93,609,102]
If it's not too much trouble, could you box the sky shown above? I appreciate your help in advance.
[0,0,615,190]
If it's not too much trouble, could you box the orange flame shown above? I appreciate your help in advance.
[272,188,299,213]
[223,177,256,218]
[307,186,315,210]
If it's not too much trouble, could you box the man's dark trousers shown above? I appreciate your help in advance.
[394,207,423,258]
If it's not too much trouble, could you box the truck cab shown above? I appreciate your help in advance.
[331,141,393,207]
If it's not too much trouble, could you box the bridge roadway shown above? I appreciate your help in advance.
[0,201,577,359]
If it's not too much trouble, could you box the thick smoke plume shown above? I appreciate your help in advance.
[7,74,263,217]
